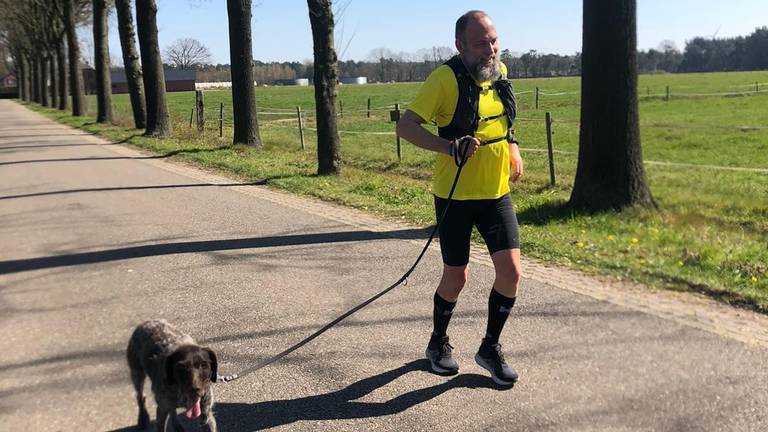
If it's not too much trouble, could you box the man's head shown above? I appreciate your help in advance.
[455,10,500,82]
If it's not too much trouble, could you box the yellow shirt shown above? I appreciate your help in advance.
[409,62,512,200]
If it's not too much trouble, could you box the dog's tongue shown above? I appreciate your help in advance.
[185,397,201,419]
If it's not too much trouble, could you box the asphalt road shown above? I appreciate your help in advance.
[1,100,767,431]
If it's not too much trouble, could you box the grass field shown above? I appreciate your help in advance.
[27,70,768,312]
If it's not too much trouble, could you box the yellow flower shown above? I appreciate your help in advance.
[631,238,639,244]
[580,229,586,234]
[639,259,647,265]
[752,276,759,285]
[607,235,615,241]
[576,241,585,248]
[677,261,684,267]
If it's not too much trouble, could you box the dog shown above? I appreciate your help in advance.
[127,319,218,432]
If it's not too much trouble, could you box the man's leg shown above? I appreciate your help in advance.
[427,196,473,374]
[474,195,522,385]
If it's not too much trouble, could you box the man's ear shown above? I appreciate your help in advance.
[455,37,463,53]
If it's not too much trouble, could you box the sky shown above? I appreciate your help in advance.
[104,0,768,65]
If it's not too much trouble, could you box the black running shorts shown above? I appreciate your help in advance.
[434,193,520,266]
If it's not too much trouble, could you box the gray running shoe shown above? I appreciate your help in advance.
[475,342,518,385]
[425,335,459,374]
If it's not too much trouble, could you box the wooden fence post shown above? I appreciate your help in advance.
[756,81,760,93]
[297,106,305,150]
[545,112,556,186]
[339,99,343,118]
[395,103,401,161]
[367,97,371,118]
[189,108,194,128]
[195,90,204,131]
[219,102,224,137]
[535,86,539,109]
[666,85,670,101]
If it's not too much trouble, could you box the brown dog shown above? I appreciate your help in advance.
[127,319,218,432]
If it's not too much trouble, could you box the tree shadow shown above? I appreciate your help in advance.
[214,360,510,430]
[516,200,579,226]
[0,144,231,166]
[0,227,431,275]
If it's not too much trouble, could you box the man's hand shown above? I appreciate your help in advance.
[510,144,524,182]
[454,136,481,160]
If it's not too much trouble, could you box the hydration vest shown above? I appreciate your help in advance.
[437,56,517,145]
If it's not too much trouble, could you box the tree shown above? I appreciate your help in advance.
[136,0,171,137]
[115,0,146,128]
[569,0,655,211]
[307,0,341,175]
[226,0,261,146]
[93,0,112,123]
[64,0,87,116]
[163,37,212,69]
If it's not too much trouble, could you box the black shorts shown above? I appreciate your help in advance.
[434,193,520,266]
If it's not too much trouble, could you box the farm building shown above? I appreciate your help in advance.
[340,76,367,85]
[109,68,196,94]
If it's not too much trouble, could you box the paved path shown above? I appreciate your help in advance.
[1,100,767,431]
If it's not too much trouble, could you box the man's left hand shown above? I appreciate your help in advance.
[510,144,524,182]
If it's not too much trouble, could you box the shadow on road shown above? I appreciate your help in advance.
[0,182,264,201]
[218,360,508,430]
[0,228,432,275]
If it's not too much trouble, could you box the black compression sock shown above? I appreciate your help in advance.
[432,291,457,339]
[484,288,516,345]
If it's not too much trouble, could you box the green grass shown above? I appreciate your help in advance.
[26,70,768,312]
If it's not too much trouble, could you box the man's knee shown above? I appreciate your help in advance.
[441,265,469,290]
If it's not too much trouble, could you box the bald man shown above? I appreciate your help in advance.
[397,10,523,386]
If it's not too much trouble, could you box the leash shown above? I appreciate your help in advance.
[218,137,473,383]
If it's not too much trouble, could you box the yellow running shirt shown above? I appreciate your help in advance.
[408,62,512,200]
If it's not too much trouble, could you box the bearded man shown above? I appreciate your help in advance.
[396,10,524,386]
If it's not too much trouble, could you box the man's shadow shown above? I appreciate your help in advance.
[214,359,512,430]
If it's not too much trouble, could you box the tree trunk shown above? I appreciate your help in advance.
[307,0,341,175]
[57,40,69,110]
[569,0,655,211]
[115,0,146,129]
[93,0,113,123]
[64,0,86,116]
[32,56,40,103]
[136,0,171,136]
[226,0,261,146]
[19,55,30,101]
[49,52,59,109]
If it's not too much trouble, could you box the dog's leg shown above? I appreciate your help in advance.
[129,365,150,429]
[199,389,217,432]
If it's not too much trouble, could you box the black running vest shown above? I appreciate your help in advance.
[437,56,517,145]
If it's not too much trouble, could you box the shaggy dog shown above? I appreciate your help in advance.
[127,319,218,432]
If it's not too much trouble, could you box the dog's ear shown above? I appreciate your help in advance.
[203,348,218,383]
[165,349,183,386]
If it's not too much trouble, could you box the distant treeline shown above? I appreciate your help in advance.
[192,26,768,84]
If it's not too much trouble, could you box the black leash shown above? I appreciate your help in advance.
[219,138,473,383]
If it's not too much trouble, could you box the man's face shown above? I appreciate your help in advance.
[456,16,500,81]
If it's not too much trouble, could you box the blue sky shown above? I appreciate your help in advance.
[105,0,767,65]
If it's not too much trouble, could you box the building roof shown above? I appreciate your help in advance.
[111,68,196,83]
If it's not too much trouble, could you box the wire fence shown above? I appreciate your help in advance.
[186,82,767,182]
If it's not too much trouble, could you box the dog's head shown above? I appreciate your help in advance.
[165,345,218,419]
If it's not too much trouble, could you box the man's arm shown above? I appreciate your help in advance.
[396,110,480,158]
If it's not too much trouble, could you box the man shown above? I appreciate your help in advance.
[396,10,523,386]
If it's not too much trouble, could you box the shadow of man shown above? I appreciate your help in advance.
[214,359,512,430]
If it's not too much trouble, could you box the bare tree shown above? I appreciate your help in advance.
[115,0,145,128]
[307,0,341,175]
[163,37,212,69]
[226,0,261,146]
[569,0,655,210]
[93,0,112,123]
[136,0,171,136]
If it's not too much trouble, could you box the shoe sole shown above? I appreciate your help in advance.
[475,354,517,386]
[425,349,459,374]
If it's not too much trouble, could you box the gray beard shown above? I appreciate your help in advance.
[473,60,501,82]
